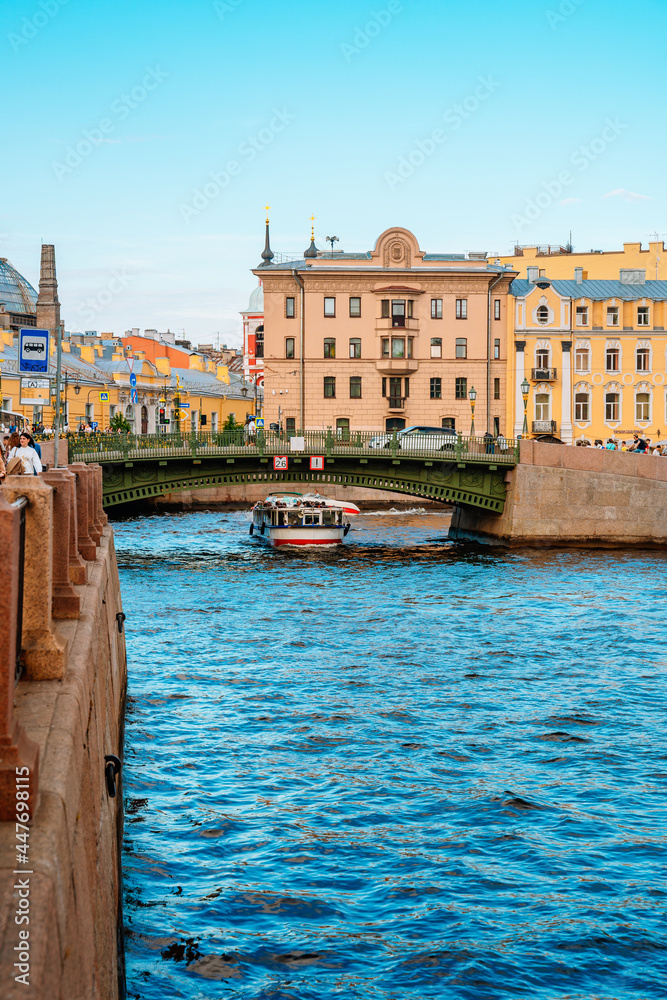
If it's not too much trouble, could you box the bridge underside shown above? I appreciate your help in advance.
[101,457,509,513]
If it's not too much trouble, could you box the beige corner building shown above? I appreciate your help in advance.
[254,226,516,437]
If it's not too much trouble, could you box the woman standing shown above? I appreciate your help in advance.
[6,432,43,475]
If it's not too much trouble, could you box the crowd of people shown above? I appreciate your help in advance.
[575,433,667,455]
[0,426,43,479]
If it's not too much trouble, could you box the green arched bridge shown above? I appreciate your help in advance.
[68,430,519,512]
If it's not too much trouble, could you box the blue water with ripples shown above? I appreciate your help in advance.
[115,508,667,999]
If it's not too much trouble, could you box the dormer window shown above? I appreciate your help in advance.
[536,305,549,325]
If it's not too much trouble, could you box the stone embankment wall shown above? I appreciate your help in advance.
[450,439,667,547]
[0,465,127,999]
[155,481,445,508]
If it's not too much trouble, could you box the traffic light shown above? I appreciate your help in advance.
[159,407,166,424]
[173,408,180,421]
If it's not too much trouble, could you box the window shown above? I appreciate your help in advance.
[392,299,406,327]
[285,296,295,318]
[575,393,589,422]
[637,306,650,326]
[494,299,501,320]
[494,378,500,400]
[494,338,500,359]
[442,418,456,429]
[285,417,296,434]
[575,346,590,372]
[430,377,442,399]
[455,338,467,359]
[431,298,443,319]
[605,392,619,421]
[324,337,336,358]
[349,376,362,398]
[606,346,620,372]
[493,416,500,436]
[636,346,650,371]
[381,338,390,357]
[404,377,410,397]
[455,377,467,399]
[536,347,550,368]
[324,297,336,317]
[349,296,361,317]
[391,337,405,358]
[576,306,588,326]
[636,392,650,421]
[388,376,402,406]
[607,306,619,327]
[407,300,414,319]
[381,299,390,318]
[324,376,336,398]
[285,337,295,358]
[407,338,413,358]
[536,305,549,324]
[535,393,550,420]
[381,377,386,397]
[349,337,361,358]
[336,417,350,440]
[430,337,442,358]
[255,325,264,358]
[456,298,467,319]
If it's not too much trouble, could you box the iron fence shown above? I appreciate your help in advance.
[67,429,520,464]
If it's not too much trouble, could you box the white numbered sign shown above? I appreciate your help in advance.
[273,456,288,471]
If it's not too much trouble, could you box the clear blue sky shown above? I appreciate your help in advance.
[3,0,665,345]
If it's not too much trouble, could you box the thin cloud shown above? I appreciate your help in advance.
[603,188,651,203]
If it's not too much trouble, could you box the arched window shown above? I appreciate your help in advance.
[605,344,620,372]
[636,392,650,422]
[125,405,134,421]
[535,345,550,368]
[575,392,590,422]
[536,305,549,325]
[575,342,590,372]
[636,344,651,372]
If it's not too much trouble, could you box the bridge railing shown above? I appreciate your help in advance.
[67,430,519,464]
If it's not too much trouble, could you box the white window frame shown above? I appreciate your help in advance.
[534,390,551,421]
[430,337,442,359]
[607,305,620,327]
[637,305,650,327]
[635,341,652,373]
[574,341,591,373]
[536,305,549,325]
[574,389,590,424]
[605,340,621,373]
[575,305,589,326]
[604,383,622,425]
[634,383,652,424]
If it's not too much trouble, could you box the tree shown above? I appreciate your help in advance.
[110,412,132,433]
[223,414,238,430]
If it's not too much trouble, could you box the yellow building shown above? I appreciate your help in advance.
[508,267,667,444]
[499,239,667,281]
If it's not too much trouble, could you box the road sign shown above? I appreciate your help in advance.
[273,456,288,471]
[129,373,137,387]
[256,418,264,428]
[91,421,99,430]
[179,410,188,419]
[310,456,325,470]
[99,391,109,401]
[179,402,190,408]
[20,377,51,405]
[130,388,138,404]
[19,328,49,375]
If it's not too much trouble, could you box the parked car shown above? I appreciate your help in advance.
[368,425,459,451]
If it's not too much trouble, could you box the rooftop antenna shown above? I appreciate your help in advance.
[325,235,339,257]
[645,231,667,279]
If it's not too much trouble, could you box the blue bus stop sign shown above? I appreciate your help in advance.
[19,328,49,375]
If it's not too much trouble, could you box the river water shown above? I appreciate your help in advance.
[114,508,667,1000]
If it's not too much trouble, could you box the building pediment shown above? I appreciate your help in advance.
[370,227,423,269]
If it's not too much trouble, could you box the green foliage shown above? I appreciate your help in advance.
[223,414,238,430]
[110,412,132,433]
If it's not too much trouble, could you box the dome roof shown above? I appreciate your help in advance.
[0,258,37,314]
[248,281,263,313]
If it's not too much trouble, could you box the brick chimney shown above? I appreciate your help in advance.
[35,244,61,333]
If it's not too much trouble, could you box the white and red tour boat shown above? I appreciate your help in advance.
[249,492,360,547]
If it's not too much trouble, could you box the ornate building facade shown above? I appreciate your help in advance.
[254,226,516,436]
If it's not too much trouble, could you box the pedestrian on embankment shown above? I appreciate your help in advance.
[6,432,43,476]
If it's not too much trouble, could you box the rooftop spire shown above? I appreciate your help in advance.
[304,213,318,258]
[259,204,274,267]
[36,243,61,332]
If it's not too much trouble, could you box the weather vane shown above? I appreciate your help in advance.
[264,204,271,223]
[310,214,316,240]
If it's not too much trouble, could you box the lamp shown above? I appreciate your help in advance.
[468,385,477,438]
[241,384,249,397]
[74,384,81,395]
[521,376,530,436]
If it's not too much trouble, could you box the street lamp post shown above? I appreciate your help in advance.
[521,377,530,437]
[468,385,477,438]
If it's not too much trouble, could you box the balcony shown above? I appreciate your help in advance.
[376,359,419,375]
[387,396,406,410]
[532,420,558,434]
[531,367,557,380]
[375,317,420,333]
